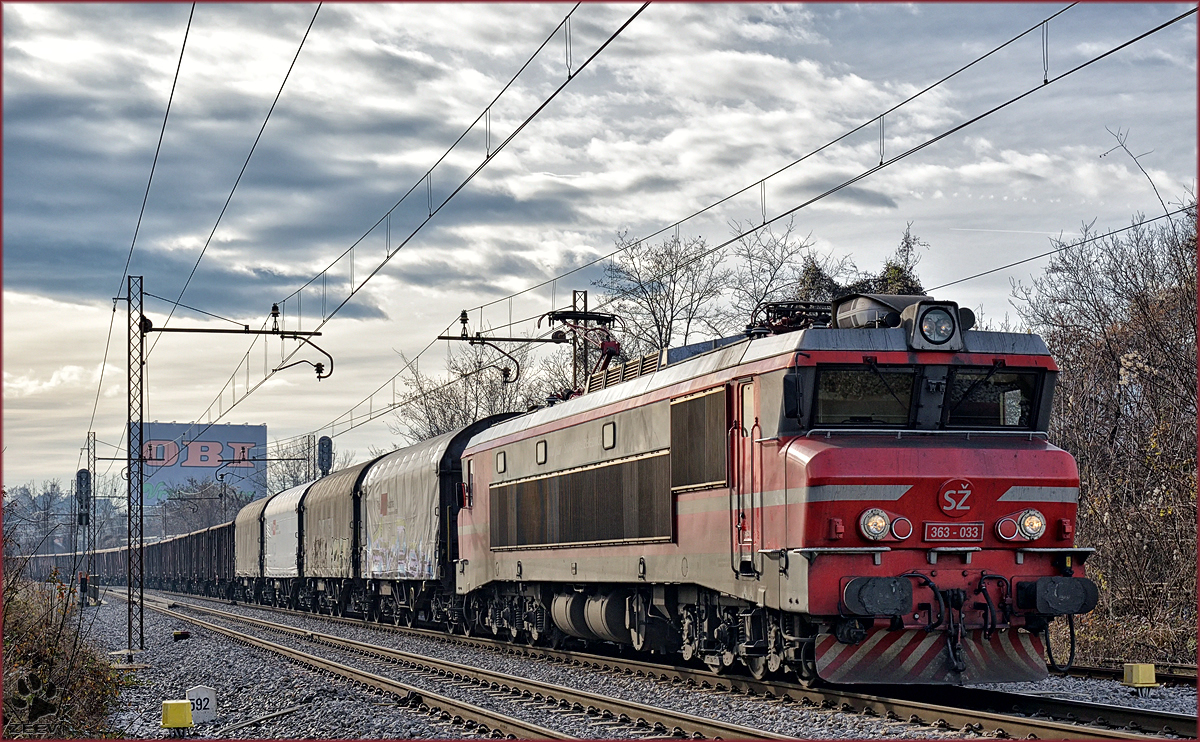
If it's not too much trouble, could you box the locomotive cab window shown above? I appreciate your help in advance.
[496,450,506,474]
[813,366,916,426]
[944,368,1040,428]
[535,440,547,465]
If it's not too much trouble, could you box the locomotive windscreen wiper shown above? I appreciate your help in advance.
[945,360,1004,418]
[865,360,910,416]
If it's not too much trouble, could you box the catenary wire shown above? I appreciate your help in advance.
[276,3,584,304]
[285,6,1195,447]
[147,2,322,358]
[464,3,1080,320]
[161,3,592,456]
[144,292,249,328]
[578,6,1197,318]
[266,3,1086,445]
[185,4,650,440]
[131,5,648,468]
[925,208,1190,292]
[97,3,320,477]
[81,3,195,469]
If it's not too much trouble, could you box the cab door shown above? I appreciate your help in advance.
[732,378,762,577]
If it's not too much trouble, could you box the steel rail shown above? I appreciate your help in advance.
[129,594,571,740]
[161,597,796,740]
[150,590,1182,740]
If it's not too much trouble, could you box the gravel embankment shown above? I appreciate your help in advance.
[971,674,1197,717]
[85,589,465,739]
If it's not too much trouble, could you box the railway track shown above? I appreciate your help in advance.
[125,593,565,739]
[145,589,1191,739]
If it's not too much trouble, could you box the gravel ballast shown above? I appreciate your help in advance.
[87,588,465,739]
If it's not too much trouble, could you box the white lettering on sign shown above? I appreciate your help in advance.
[937,479,974,518]
[185,686,217,724]
[942,490,971,511]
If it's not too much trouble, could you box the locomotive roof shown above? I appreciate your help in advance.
[465,327,1051,451]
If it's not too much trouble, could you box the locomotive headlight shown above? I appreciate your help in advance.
[919,308,955,344]
[859,508,890,540]
[1018,509,1046,540]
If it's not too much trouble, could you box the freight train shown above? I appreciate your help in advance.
[30,294,1098,685]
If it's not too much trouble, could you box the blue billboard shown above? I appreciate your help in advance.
[137,422,268,505]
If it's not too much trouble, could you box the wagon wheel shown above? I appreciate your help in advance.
[397,606,415,628]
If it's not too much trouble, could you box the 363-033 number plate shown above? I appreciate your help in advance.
[924,521,984,541]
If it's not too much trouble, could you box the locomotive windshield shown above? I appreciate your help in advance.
[797,363,1047,431]
[814,367,915,425]
[944,368,1039,428]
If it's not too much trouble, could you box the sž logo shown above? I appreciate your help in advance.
[937,479,973,517]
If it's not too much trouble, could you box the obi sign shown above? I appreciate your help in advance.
[136,422,267,504]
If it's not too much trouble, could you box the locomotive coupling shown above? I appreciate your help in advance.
[1015,576,1098,616]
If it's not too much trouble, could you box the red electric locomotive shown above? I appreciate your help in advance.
[456,293,1097,685]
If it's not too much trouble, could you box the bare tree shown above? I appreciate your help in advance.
[594,233,731,356]
[3,481,73,556]
[387,344,545,443]
[1012,196,1197,663]
[723,216,816,327]
[159,477,253,535]
[267,436,315,494]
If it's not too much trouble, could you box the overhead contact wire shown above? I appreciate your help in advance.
[189,4,649,437]
[148,2,322,358]
[467,3,1080,321]
[280,5,1190,450]
[576,7,1200,320]
[83,2,196,463]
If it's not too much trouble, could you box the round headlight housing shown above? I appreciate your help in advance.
[995,517,1019,541]
[1017,509,1046,540]
[920,308,956,344]
[859,508,890,541]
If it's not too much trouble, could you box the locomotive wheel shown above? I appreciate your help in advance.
[766,616,784,674]
[743,655,769,680]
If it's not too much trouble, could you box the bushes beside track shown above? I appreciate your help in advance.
[2,545,126,738]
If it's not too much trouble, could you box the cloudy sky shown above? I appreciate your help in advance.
[3,3,1196,488]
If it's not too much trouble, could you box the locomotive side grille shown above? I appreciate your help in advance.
[670,387,728,490]
[583,351,664,394]
[490,452,671,548]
